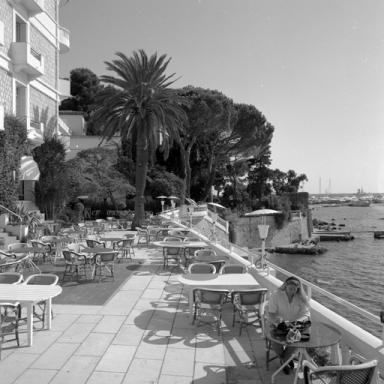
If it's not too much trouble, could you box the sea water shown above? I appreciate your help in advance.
[267,204,384,337]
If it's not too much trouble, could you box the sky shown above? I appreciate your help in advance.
[59,0,384,194]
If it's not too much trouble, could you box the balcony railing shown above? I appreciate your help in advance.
[161,209,384,377]
[13,0,45,16]
[11,42,44,78]
[58,26,70,53]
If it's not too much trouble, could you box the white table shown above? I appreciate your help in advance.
[0,284,62,346]
[178,273,259,313]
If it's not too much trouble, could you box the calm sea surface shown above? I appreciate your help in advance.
[266,204,384,337]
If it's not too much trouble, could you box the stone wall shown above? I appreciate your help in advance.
[30,85,56,133]
[44,0,57,21]
[0,69,13,113]
[30,24,57,87]
[0,1,12,56]
[229,212,310,249]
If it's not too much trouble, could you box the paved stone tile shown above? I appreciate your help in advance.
[158,375,193,384]
[75,332,115,356]
[86,371,125,384]
[195,342,226,364]
[13,368,57,384]
[122,358,163,383]
[135,339,168,360]
[124,308,154,326]
[57,322,95,343]
[133,297,158,310]
[31,342,80,370]
[50,355,99,384]
[49,314,79,331]
[95,345,136,372]
[77,314,103,324]
[162,348,195,377]
[167,329,196,349]
[93,315,125,333]
[0,353,39,384]
[194,362,226,384]
[17,331,62,355]
[141,288,164,300]
[54,305,102,315]
[112,324,144,346]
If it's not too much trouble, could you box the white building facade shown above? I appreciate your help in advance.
[0,0,70,205]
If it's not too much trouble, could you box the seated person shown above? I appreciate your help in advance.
[268,276,310,374]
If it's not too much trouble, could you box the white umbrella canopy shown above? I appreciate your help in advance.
[156,195,167,199]
[168,196,179,200]
[244,209,282,217]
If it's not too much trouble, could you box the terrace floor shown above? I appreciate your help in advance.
[0,240,292,384]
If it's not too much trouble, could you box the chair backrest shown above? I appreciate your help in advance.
[0,272,23,284]
[231,288,268,307]
[163,237,182,243]
[304,359,378,384]
[208,260,226,274]
[188,262,216,274]
[31,240,50,250]
[96,252,117,263]
[86,239,105,248]
[219,264,246,274]
[193,288,228,306]
[0,250,16,259]
[24,273,59,285]
[194,249,217,260]
[8,243,28,251]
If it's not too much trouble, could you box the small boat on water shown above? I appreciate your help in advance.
[272,242,327,255]
[373,230,384,239]
[348,199,371,207]
[312,228,354,241]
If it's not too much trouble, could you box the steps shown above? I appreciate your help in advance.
[0,229,19,249]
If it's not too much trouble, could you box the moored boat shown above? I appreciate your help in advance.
[373,230,384,239]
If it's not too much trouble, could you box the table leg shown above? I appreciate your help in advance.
[189,288,193,314]
[46,298,52,330]
[292,351,304,384]
[271,353,297,384]
[26,303,33,346]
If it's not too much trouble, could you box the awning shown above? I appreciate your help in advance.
[20,156,40,181]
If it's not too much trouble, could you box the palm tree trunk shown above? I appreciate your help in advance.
[132,129,149,229]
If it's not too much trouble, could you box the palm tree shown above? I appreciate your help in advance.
[93,50,187,228]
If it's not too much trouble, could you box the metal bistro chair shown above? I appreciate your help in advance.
[231,288,268,336]
[93,252,118,282]
[208,260,227,274]
[192,288,229,335]
[162,237,183,269]
[303,359,378,384]
[30,240,53,264]
[23,274,59,329]
[61,250,87,282]
[113,239,135,262]
[135,227,149,246]
[0,272,23,359]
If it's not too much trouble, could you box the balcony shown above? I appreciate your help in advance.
[11,42,44,78]
[58,26,70,53]
[28,119,44,147]
[59,77,70,99]
[12,0,45,16]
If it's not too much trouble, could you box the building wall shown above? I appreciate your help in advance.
[44,0,57,21]
[0,69,13,113]
[30,24,57,88]
[30,85,56,133]
[0,1,13,56]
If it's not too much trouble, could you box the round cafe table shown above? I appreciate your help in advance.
[265,321,342,384]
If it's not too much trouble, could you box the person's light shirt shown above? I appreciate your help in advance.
[268,289,310,322]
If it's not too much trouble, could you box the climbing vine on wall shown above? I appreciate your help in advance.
[0,115,27,209]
